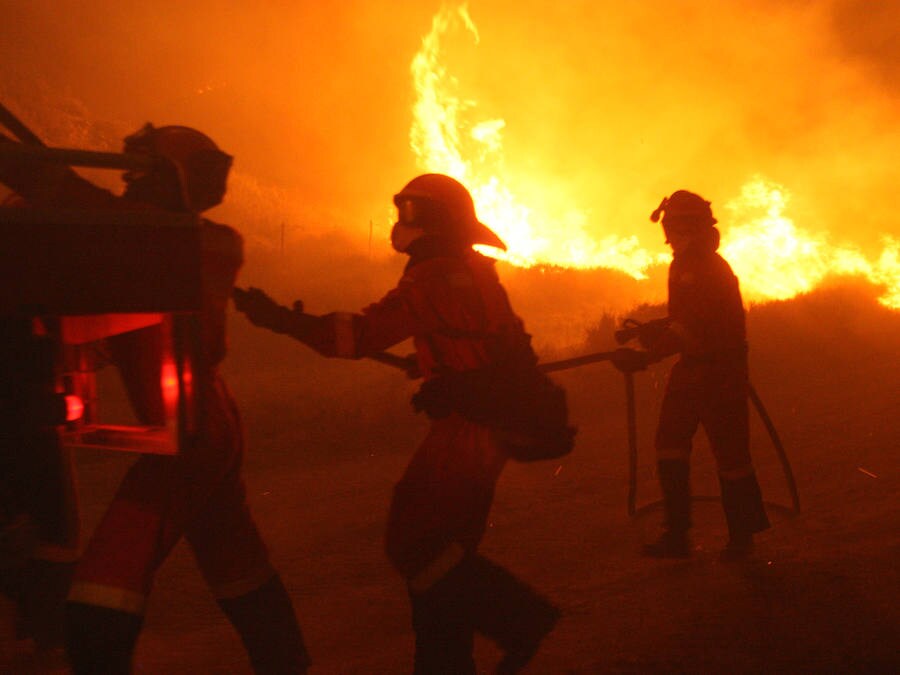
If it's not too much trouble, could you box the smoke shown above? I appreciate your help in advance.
[432,0,899,255]
[1,0,898,343]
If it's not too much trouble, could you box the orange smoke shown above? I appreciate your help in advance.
[409,4,900,310]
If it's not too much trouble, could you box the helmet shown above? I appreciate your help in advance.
[393,174,506,250]
[123,123,232,213]
[650,190,717,227]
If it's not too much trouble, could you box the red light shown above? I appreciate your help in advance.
[161,360,179,412]
[65,395,84,422]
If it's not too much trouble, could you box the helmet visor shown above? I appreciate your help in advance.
[393,194,507,250]
[395,197,420,226]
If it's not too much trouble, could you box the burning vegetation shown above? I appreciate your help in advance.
[1,2,899,672]
[1,1,898,323]
[407,4,900,310]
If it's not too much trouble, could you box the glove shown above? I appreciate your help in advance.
[637,318,669,350]
[614,317,670,349]
[232,287,293,332]
[611,347,652,373]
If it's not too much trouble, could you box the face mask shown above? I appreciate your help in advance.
[122,167,184,211]
[390,221,424,253]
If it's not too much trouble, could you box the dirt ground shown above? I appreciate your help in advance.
[4,284,899,674]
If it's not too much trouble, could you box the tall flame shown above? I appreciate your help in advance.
[410,4,900,310]
[410,4,663,278]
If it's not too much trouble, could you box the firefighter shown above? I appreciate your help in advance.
[234,173,560,674]
[0,311,79,670]
[612,190,770,560]
[0,125,310,673]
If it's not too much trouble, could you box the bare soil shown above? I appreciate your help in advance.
[6,283,900,673]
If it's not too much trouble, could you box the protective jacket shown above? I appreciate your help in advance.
[654,243,753,479]
[0,146,276,615]
[302,238,532,582]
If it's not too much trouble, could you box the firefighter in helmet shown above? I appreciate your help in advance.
[613,190,770,560]
[234,173,561,673]
[0,124,310,673]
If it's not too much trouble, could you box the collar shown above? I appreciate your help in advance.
[404,236,469,271]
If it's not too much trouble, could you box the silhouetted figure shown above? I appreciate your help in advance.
[234,174,561,673]
[612,190,769,560]
[0,124,310,674]
[0,312,79,670]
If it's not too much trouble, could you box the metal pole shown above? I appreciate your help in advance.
[538,350,616,374]
[0,143,158,171]
[366,351,419,377]
[366,348,619,378]
[0,102,45,146]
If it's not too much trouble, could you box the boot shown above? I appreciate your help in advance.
[719,473,770,561]
[642,460,691,558]
[641,530,690,559]
[460,555,559,675]
[409,566,476,675]
[65,602,143,675]
[16,559,75,652]
[217,574,311,675]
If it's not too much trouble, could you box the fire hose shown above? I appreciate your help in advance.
[371,346,799,516]
[4,100,799,516]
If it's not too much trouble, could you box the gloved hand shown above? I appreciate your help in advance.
[636,318,669,350]
[232,287,293,332]
[610,347,652,373]
[614,317,670,349]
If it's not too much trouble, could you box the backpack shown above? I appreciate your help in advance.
[411,348,576,462]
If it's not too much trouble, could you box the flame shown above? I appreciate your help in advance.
[722,178,900,308]
[410,4,900,309]
[410,4,663,278]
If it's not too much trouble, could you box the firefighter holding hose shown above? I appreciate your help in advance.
[234,173,563,674]
[612,190,770,561]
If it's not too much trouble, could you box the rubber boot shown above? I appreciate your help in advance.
[16,559,74,651]
[642,460,691,558]
[719,473,770,561]
[408,560,476,675]
[217,574,311,675]
[460,555,559,674]
[64,602,143,675]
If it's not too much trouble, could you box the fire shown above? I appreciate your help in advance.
[721,179,900,308]
[410,4,663,279]
[410,4,900,310]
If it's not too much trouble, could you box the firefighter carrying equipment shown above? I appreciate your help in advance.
[411,340,575,462]
[394,174,507,251]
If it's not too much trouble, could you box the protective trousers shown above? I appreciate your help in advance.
[655,359,769,537]
[720,473,769,539]
[657,459,691,535]
[385,417,505,584]
[387,417,558,672]
[408,554,560,675]
[66,374,309,673]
